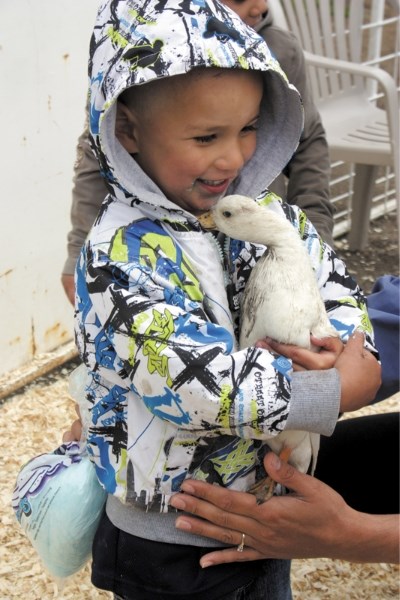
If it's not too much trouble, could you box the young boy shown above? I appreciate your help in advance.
[75,1,380,598]
[62,0,334,305]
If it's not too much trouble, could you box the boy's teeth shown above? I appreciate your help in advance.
[202,179,224,185]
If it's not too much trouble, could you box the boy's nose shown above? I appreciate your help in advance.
[215,143,246,172]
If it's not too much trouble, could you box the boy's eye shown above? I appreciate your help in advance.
[194,134,216,144]
[242,123,258,133]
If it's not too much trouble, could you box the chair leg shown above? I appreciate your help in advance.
[348,164,379,251]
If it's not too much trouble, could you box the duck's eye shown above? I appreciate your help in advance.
[222,210,232,218]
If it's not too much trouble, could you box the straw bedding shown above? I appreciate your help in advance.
[0,364,398,599]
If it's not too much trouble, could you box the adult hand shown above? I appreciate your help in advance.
[61,273,75,306]
[170,452,398,565]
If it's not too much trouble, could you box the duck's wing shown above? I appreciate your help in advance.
[239,256,275,348]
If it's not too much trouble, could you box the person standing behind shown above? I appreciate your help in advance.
[224,0,333,242]
[61,0,334,305]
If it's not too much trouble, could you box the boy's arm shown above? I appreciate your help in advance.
[274,202,381,414]
[267,332,381,416]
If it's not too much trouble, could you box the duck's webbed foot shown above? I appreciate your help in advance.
[247,476,276,504]
[248,446,293,504]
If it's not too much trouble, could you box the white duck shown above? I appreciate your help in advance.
[199,195,339,502]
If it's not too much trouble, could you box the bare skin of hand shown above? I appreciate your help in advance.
[61,273,75,306]
[170,453,399,565]
[256,331,381,412]
[334,331,381,411]
[255,334,344,371]
[62,404,82,442]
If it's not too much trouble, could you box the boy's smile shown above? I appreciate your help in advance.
[116,68,263,216]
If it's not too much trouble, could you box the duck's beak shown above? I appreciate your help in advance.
[198,211,216,230]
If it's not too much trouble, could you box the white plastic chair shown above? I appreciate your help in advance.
[269,0,400,250]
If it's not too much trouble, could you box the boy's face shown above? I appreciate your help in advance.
[222,0,268,29]
[117,69,263,216]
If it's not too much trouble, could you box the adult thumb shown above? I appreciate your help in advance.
[263,452,305,493]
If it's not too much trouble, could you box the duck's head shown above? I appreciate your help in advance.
[198,194,280,244]
[198,194,299,248]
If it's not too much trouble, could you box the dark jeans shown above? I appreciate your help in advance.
[113,558,292,600]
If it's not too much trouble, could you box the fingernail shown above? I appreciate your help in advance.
[201,560,213,568]
[180,481,195,494]
[170,495,186,510]
[352,328,364,338]
[270,453,281,470]
[175,517,192,531]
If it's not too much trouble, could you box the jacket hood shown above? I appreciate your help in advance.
[88,0,303,211]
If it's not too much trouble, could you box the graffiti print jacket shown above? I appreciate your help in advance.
[75,0,375,514]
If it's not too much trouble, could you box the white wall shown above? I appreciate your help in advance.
[0,1,99,376]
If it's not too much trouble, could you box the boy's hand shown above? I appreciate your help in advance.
[62,419,83,442]
[335,331,381,412]
[61,274,75,306]
[62,404,83,442]
[256,335,344,371]
[256,331,381,412]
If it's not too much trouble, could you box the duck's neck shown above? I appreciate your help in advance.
[258,219,303,255]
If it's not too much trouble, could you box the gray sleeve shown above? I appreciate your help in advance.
[62,121,109,276]
[285,369,341,436]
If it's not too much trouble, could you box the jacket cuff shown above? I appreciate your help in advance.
[286,369,340,436]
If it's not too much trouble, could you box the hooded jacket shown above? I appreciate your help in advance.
[75,0,375,526]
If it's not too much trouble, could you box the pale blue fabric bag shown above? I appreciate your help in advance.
[12,440,107,579]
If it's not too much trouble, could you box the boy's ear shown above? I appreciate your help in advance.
[115,102,139,153]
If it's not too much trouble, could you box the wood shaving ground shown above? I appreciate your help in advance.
[1,367,398,599]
